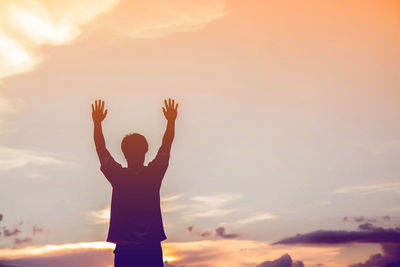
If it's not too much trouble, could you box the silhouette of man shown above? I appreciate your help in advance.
[92,98,178,267]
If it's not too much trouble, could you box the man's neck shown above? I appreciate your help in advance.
[127,162,144,170]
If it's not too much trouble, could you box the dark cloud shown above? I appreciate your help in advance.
[3,227,21,237]
[355,217,375,223]
[32,226,43,235]
[215,227,238,239]
[293,261,305,267]
[349,243,400,267]
[343,216,391,223]
[273,224,400,245]
[273,224,400,267]
[200,231,211,237]
[257,254,304,267]
[187,225,238,239]
[14,237,33,247]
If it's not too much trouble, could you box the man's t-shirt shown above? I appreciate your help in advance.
[100,151,169,244]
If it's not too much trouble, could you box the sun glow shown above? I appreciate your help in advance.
[0,241,115,259]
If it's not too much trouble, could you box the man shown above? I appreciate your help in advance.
[91,98,178,267]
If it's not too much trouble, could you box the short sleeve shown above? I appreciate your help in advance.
[147,151,170,177]
[100,150,122,186]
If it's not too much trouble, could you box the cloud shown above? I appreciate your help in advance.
[97,0,227,39]
[13,238,33,247]
[215,227,238,239]
[0,147,73,171]
[0,214,3,222]
[257,254,304,267]
[0,0,119,81]
[201,231,211,237]
[334,183,400,195]
[237,213,278,225]
[89,194,184,225]
[0,240,342,267]
[349,243,400,267]
[182,193,241,220]
[0,0,227,82]
[363,139,400,155]
[186,225,238,239]
[88,206,110,225]
[1,218,44,249]
[32,226,43,235]
[3,223,22,237]
[161,194,186,214]
[273,224,400,267]
[3,228,20,237]
[0,244,114,267]
[311,201,331,207]
[273,224,400,245]
[342,216,391,223]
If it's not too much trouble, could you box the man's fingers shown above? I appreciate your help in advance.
[100,100,104,112]
[162,107,167,116]
[168,98,171,108]
[172,99,175,109]
[164,99,168,110]
[104,109,108,117]
[175,103,178,111]
[91,104,94,112]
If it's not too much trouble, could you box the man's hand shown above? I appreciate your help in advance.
[162,98,178,122]
[92,99,108,123]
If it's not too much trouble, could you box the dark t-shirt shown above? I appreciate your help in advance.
[100,151,169,244]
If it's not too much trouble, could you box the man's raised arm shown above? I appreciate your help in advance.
[92,99,109,162]
[159,98,178,155]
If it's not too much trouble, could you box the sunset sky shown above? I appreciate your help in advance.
[0,1,400,266]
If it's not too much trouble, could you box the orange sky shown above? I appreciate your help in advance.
[0,1,400,266]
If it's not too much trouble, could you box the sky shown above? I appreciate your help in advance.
[0,0,400,266]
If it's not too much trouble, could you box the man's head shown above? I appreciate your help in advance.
[121,133,148,166]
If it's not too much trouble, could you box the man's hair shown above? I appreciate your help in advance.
[121,133,148,158]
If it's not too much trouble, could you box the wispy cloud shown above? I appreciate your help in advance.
[237,213,278,225]
[0,0,227,82]
[357,139,400,155]
[0,0,119,81]
[342,215,391,223]
[161,194,186,214]
[182,192,241,220]
[0,147,72,171]
[310,201,331,207]
[99,0,227,39]
[334,182,400,195]
[89,194,185,224]
[88,206,110,225]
